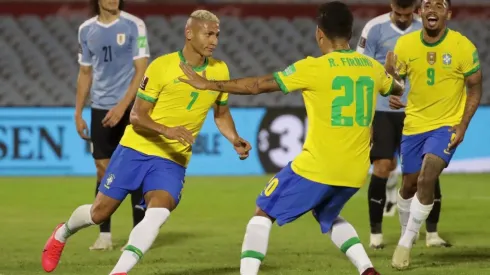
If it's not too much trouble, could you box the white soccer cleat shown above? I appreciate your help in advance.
[426,232,452,247]
[383,201,397,217]
[369,233,384,249]
[392,245,411,270]
[89,236,113,251]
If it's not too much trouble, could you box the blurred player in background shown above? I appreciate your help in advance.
[389,0,482,269]
[74,0,149,251]
[357,0,448,249]
[42,10,252,275]
[180,3,404,275]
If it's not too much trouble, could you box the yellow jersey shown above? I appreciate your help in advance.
[273,50,394,188]
[120,51,230,167]
[394,28,480,135]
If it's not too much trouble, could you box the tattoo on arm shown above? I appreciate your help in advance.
[209,75,278,95]
[462,71,482,127]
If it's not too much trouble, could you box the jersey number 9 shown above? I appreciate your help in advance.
[331,76,374,127]
[427,68,435,86]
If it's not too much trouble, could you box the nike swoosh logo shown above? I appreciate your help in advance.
[409,58,419,62]
[174,79,180,84]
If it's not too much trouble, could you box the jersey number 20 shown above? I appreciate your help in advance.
[331,76,374,127]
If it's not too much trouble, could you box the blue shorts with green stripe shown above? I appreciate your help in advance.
[256,163,359,233]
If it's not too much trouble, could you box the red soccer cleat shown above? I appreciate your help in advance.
[362,268,381,275]
[112,273,127,275]
[42,223,66,272]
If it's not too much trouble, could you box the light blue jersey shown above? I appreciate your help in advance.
[357,13,421,112]
[78,11,150,110]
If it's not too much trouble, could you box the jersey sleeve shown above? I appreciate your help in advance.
[272,57,316,94]
[357,22,378,58]
[77,26,92,66]
[393,37,408,79]
[216,62,230,106]
[132,20,150,60]
[137,59,164,103]
[377,63,395,97]
[459,37,480,77]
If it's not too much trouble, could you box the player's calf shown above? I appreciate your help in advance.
[108,190,175,275]
[329,217,378,275]
[240,207,274,275]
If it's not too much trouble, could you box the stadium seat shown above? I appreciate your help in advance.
[0,15,488,106]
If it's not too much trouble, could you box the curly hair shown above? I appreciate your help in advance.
[90,0,124,15]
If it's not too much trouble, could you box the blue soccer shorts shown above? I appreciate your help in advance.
[256,163,359,233]
[401,126,456,174]
[99,145,186,206]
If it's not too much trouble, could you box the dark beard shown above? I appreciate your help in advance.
[426,28,441,37]
[396,22,409,31]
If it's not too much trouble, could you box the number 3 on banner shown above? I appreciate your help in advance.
[264,177,279,197]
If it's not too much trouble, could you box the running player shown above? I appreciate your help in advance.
[42,10,251,274]
[390,0,482,269]
[75,0,148,250]
[179,3,404,274]
[357,0,448,249]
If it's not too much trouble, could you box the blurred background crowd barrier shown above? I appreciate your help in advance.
[0,0,489,176]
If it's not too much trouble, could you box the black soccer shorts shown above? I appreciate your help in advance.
[370,111,405,163]
[90,107,130,160]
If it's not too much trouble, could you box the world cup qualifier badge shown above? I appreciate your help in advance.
[427,52,437,65]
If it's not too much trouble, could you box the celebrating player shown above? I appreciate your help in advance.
[74,0,149,251]
[42,10,251,274]
[390,0,482,269]
[180,3,403,275]
[357,0,448,249]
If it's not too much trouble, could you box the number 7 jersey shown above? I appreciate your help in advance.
[119,51,230,167]
[273,50,393,188]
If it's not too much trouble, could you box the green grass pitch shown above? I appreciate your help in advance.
[1,174,490,275]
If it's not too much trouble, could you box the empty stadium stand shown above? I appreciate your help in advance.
[0,14,488,106]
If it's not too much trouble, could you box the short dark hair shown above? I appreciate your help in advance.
[420,0,451,8]
[90,0,124,15]
[316,1,353,40]
[394,0,417,8]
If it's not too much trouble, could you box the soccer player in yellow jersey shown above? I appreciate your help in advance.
[180,2,404,275]
[41,10,251,275]
[389,0,482,270]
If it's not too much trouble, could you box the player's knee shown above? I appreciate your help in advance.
[144,190,177,211]
[254,206,275,223]
[90,203,111,225]
[373,159,392,178]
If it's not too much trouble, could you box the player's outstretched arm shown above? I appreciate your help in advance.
[179,62,279,95]
[130,97,194,145]
[213,103,252,159]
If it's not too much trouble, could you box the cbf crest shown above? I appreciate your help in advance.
[427,52,436,65]
[442,53,452,66]
[117,33,126,46]
[104,173,115,189]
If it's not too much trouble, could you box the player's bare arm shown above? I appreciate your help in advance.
[74,65,93,140]
[448,69,482,150]
[179,62,279,94]
[213,103,252,159]
[130,97,195,145]
[102,57,148,128]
